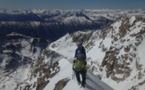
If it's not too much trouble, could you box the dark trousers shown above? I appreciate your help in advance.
[75,70,86,85]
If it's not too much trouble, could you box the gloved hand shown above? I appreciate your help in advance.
[84,61,87,65]
[72,61,75,71]
[72,67,75,71]
[73,60,76,63]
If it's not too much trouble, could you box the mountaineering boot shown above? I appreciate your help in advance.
[81,82,86,88]
[80,84,86,88]
[78,81,81,85]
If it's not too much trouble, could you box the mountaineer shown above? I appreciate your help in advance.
[73,42,87,87]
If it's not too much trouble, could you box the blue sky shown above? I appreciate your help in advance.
[0,0,145,9]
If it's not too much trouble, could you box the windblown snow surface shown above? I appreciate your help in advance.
[46,16,145,90]
[43,34,114,90]
[43,58,113,90]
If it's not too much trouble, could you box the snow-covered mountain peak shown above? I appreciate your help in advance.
[48,15,145,90]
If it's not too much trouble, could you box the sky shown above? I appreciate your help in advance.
[0,0,145,9]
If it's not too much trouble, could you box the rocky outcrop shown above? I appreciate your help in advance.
[102,51,117,78]
[100,16,145,85]
[54,78,70,90]
[28,50,63,90]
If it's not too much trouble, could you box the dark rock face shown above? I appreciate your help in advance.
[99,16,145,84]
[54,78,70,90]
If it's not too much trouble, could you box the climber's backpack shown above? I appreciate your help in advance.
[73,50,86,71]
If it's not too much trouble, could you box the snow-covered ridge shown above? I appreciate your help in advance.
[49,15,145,90]
[44,58,113,90]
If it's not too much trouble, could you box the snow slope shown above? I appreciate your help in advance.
[48,15,145,90]
[47,32,115,90]
[44,58,113,90]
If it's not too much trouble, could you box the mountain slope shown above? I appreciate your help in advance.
[49,15,145,90]
[0,32,49,90]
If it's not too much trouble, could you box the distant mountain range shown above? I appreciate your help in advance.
[0,9,144,41]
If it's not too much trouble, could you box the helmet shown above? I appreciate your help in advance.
[77,42,82,47]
